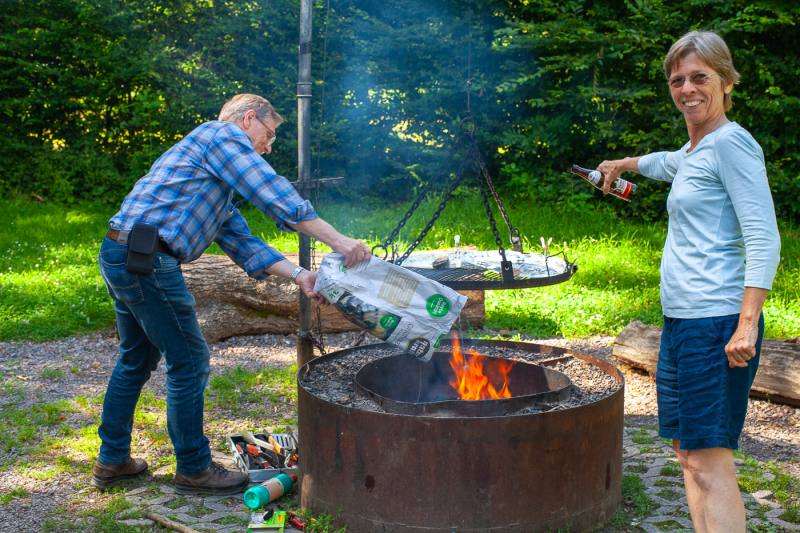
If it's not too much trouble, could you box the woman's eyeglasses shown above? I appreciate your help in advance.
[668,72,715,89]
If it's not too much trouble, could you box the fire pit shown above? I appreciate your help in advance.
[298,338,624,533]
[355,344,572,417]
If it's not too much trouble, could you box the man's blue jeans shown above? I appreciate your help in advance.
[97,237,211,473]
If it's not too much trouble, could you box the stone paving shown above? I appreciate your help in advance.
[622,426,799,533]
[118,426,800,532]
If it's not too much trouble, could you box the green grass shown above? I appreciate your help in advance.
[630,428,658,445]
[0,200,115,340]
[624,463,649,474]
[0,486,29,505]
[1,194,798,341]
[735,452,800,524]
[40,368,66,380]
[206,365,298,408]
[659,462,682,477]
[41,494,146,533]
[0,390,173,484]
[289,507,347,533]
[0,399,78,454]
[608,473,655,528]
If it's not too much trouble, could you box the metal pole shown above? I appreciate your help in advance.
[297,0,314,367]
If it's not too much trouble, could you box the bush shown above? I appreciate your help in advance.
[1,1,797,223]
[1,141,124,205]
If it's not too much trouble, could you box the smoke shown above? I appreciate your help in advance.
[312,0,507,200]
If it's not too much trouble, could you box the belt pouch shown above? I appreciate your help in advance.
[126,223,159,275]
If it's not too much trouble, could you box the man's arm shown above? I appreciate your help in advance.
[264,258,322,302]
[205,126,318,231]
[214,210,324,301]
[290,217,372,268]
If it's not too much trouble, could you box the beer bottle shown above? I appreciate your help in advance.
[570,164,637,202]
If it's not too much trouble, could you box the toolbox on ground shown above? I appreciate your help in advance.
[226,432,299,483]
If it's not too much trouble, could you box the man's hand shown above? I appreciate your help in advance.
[725,321,759,368]
[295,270,326,304]
[290,218,372,268]
[332,236,372,268]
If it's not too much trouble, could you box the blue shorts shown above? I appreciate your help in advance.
[656,313,763,451]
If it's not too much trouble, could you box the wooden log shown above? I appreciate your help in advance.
[613,320,800,407]
[182,253,485,343]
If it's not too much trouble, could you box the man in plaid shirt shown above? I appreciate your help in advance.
[92,94,371,494]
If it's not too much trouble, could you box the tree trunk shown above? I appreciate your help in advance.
[181,253,485,344]
[613,321,800,407]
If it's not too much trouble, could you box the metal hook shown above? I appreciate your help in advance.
[371,244,388,260]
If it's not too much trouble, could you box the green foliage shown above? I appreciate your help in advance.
[1,1,797,222]
[609,473,654,527]
[494,1,800,222]
[0,0,300,205]
[735,453,800,513]
[0,399,77,453]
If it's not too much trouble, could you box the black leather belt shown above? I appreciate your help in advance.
[106,229,176,257]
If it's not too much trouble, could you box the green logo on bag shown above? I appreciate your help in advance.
[426,294,450,318]
[380,314,400,330]
[434,333,445,348]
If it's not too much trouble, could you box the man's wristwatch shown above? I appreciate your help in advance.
[290,266,306,283]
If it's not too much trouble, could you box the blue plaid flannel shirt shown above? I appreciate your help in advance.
[109,121,317,279]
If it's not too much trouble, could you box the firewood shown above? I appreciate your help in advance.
[613,321,800,407]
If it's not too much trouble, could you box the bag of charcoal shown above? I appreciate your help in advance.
[314,253,467,361]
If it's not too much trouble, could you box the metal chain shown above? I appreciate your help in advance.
[309,180,326,356]
[395,153,474,265]
[473,143,523,253]
[477,170,508,263]
[372,182,431,262]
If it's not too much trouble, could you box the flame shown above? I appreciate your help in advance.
[449,334,514,400]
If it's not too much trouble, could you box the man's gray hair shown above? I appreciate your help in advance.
[663,31,740,111]
[218,94,285,124]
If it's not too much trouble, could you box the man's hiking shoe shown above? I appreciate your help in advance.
[92,458,148,490]
[174,462,249,495]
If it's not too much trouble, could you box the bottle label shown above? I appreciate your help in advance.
[612,179,632,198]
[263,477,287,501]
[587,170,603,186]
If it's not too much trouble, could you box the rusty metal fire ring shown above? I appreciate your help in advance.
[298,338,625,533]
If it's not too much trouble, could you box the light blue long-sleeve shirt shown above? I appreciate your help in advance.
[637,122,781,319]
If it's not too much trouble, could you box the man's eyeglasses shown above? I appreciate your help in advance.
[255,116,277,146]
[668,72,715,89]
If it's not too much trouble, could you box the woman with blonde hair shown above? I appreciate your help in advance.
[596,31,780,532]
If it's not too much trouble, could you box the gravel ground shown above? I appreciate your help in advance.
[0,329,798,532]
[300,339,621,415]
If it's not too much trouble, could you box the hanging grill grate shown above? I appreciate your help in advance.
[373,137,578,291]
[403,263,577,291]
[400,250,577,291]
